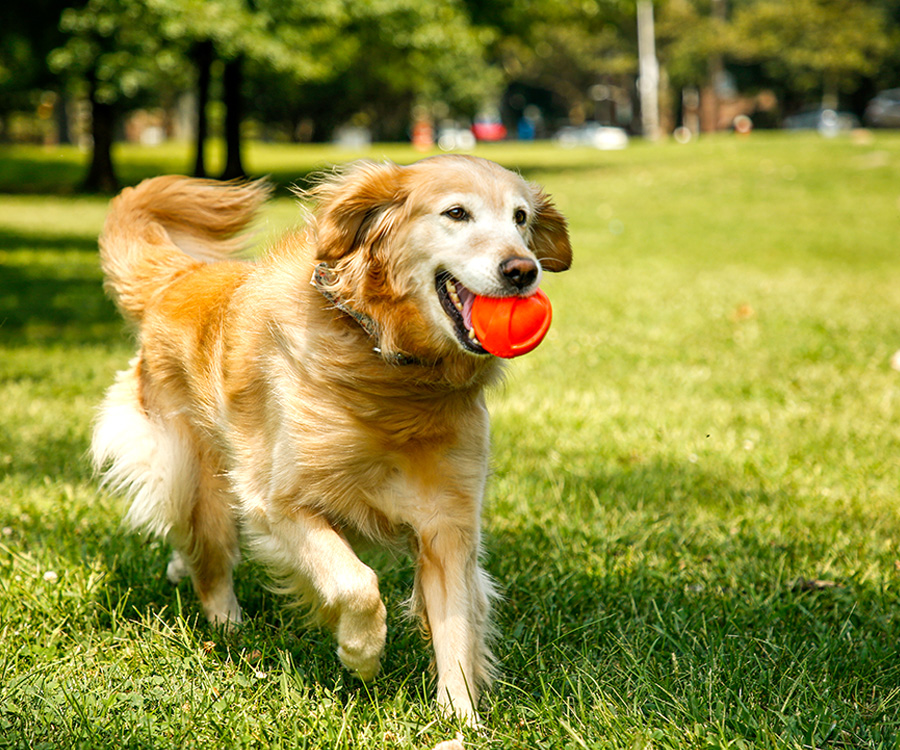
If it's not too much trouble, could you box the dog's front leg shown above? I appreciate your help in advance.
[247,506,387,681]
[415,520,494,725]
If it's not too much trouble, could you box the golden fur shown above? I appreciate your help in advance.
[92,154,571,723]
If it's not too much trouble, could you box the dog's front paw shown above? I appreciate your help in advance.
[337,643,381,681]
[335,596,387,681]
[436,688,480,728]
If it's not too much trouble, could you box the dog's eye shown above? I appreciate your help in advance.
[514,209,528,226]
[443,206,469,222]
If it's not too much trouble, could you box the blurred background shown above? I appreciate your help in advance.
[2,0,899,191]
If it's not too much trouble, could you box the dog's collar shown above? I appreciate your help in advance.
[310,262,425,367]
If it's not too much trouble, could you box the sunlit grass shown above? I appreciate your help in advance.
[2,133,900,748]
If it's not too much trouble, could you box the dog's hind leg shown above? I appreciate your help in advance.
[170,455,243,628]
[93,362,242,627]
[245,506,386,680]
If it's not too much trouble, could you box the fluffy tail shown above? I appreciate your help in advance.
[99,175,271,323]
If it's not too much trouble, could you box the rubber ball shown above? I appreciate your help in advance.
[471,288,553,358]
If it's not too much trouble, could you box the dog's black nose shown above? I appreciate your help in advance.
[500,257,539,290]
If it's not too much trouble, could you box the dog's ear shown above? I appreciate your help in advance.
[309,161,408,261]
[530,187,572,272]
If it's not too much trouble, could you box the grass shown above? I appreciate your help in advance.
[2,133,900,748]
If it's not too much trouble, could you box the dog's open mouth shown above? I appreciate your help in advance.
[436,272,489,355]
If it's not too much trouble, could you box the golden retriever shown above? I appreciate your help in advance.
[91,154,571,723]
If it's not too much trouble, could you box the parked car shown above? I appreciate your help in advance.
[471,117,507,142]
[553,123,629,150]
[864,88,900,128]
[782,108,860,136]
[437,126,476,151]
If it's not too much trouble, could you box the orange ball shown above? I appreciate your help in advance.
[471,289,553,358]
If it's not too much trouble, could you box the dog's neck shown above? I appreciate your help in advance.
[310,262,427,368]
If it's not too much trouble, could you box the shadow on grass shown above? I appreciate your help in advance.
[3,453,897,746]
[0,228,99,253]
[0,146,616,197]
[3,367,897,746]
[0,149,320,197]
[0,242,121,347]
[484,463,899,744]
[262,159,612,197]
[0,149,196,196]
[0,152,88,195]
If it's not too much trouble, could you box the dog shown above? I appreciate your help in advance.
[91,154,571,723]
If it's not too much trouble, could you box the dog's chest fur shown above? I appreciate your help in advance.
[225,349,492,543]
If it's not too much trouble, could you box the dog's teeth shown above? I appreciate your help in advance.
[468,327,476,340]
[445,279,465,312]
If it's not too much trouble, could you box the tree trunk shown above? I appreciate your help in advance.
[192,41,213,178]
[82,76,119,193]
[220,55,246,180]
[636,0,660,140]
[56,92,71,145]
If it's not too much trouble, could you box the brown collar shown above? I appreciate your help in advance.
[310,262,428,367]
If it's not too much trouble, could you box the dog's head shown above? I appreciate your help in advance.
[305,155,572,367]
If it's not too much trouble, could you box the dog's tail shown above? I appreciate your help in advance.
[99,175,271,323]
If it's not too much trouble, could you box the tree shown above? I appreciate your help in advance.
[0,0,84,142]
[730,0,892,108]
[656,0,730,91]
[149,0,350,176]
[190,40,214,177]
[464,0,637,130]
[49,0,188,191]
[249,0,502,142]
[47,0,498,186]
[655,0,734,132]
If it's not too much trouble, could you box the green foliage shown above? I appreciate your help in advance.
[656,0,730,89]
[349,0,501,111]
[491,0,637,117]
[0,1,76,121]
[657,0,896,102]
[247,0,502,137]
[730,0,892,98]
[2,134,900,747]
[42,0,500,141]
[48,0,187,104]
[6,0,900,155]
[146,0,350,80]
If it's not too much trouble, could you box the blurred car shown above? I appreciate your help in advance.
[782,108,860,136]
[864,88,900,128]
[471,117,507,142]
[333,125,372,149]
[437,126,476,151]
[553,123,628,150]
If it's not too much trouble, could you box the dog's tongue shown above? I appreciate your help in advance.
[471,289,553,358]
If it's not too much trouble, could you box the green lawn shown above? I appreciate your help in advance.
[1,134,900,749]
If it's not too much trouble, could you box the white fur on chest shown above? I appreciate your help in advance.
[241,417,488,539]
